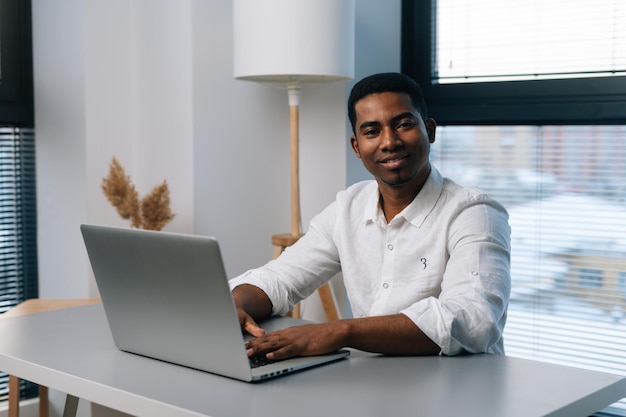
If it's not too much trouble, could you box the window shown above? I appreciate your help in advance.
[401,0,626,124]
[0,127,38,403]
[403,1,626,415]
[0,0,35,126]
[0,0,37,404]
[431,125,626,415]
[579,268,604,289]
[434,1,626,84]
[0,128,37,313]
[619,272,626,295]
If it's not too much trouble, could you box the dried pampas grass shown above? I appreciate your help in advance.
[102,157,175,231]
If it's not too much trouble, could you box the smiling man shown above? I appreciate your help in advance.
[230,72,511,359]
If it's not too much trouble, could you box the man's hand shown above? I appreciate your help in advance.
[244,321,348,360]
[232,284,273,336]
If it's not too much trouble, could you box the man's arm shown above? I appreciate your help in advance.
[232,284,273,338]
[244,313,441,359]
[232,283,440,358]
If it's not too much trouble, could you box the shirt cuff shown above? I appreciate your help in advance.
[229,271,291,316]
[400,297,465,356]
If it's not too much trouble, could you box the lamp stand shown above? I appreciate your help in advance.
[271,81,303,257]
[288,81,301,238]
[271,82,339,321]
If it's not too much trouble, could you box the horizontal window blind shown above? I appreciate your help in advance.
[0,126,38,403]
[432,125,626,415]
[435,0,626,83]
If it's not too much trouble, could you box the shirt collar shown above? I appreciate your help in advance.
[363,182,383,225]
[401,167,444,228]
[364,167,445,228]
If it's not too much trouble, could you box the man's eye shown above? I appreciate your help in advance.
[363,129,379,137]
[398,121,416,129]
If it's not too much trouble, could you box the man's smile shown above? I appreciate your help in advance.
[379,154,409,169]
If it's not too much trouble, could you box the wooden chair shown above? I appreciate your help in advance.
[2,299,100,417]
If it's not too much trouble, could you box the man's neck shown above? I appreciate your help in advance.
[378,183,421,223]
[376,166,432,223]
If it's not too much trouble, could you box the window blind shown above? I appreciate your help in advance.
[0,126,38,403]
[431,125,626,415]
[435,0,626,83]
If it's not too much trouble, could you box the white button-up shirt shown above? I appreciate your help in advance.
[230,167,511,355]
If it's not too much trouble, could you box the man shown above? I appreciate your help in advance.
[230,72,510,360]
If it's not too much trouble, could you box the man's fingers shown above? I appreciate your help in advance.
[236,308,266,337]
[265,344,298,360]
[243,317,266,337]
[245,332,303,359]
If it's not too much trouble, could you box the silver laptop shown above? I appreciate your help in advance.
[80,224,349,382]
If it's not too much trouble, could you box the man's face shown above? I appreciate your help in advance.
[350,92,436,190]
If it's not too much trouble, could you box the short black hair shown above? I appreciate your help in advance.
[347,72,428,134]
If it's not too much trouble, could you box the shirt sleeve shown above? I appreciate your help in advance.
[400,196,511,355]
[229,202,342,316]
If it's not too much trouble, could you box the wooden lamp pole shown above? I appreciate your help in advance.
[272,81,302,258]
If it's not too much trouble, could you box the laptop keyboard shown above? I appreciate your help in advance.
[249,355,278,368]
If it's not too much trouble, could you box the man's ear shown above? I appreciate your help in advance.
[426,118,437,144]
[350,136,361,158]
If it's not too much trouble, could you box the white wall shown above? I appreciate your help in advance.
[346,0,402,185]
[31,0,401,415]
[33,0,196,298]
[33,0,90,298]
[190,0,349,276]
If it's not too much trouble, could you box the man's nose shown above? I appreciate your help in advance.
[380,127,401,150]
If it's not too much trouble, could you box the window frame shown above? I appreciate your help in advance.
[400,0,626,125]
[0,0,34,126]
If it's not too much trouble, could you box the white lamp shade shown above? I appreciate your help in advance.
[233,0,355,83]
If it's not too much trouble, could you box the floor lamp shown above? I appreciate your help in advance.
[233,0,354,320]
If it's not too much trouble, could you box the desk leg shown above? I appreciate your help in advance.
[8,376,49,417]
[62,395,79,417]
[8,375,19,417]
[39,385,49,417]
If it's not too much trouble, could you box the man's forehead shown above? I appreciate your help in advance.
[356,92,413,110]
[355,93,420,122]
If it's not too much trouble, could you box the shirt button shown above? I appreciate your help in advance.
[387,244,394,251]
[382,283,389,289]
[471,271,479,276]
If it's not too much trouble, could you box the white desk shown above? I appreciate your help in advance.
[0,304,625,417]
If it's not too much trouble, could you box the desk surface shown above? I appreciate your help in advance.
[0,304,625,417]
